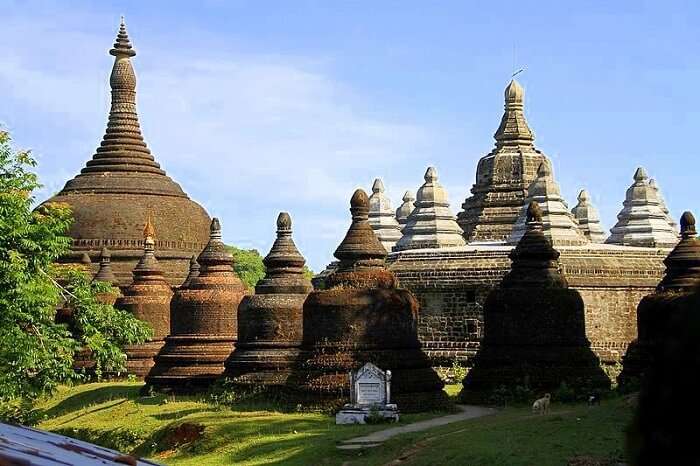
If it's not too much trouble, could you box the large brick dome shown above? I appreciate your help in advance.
[42,19,210,286]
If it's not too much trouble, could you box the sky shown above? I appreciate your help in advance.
[1,0,698,271]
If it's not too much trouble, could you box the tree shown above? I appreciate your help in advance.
[0,130,151,404]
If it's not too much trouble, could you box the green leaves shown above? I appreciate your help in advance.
[0,130,151,404]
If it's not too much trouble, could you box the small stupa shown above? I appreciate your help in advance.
[463,201,609,398]
[146,218,246,392]
[92,247,121,305]
[606,168,679,247]
[181,255,200,289]
[619,211,700,387]
[508,162,588,246]
[294,189,446,411]
[571,190,607,243]
[368,178,403,252]
[222,212,312,390]
[394,167,466,251]
[395,190,415,230]
[115,218,173,378]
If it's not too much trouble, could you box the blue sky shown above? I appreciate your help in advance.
[2,0,698,271]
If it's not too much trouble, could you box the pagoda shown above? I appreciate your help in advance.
[40,19,210,286]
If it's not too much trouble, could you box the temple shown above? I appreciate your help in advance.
[40,19,210,286]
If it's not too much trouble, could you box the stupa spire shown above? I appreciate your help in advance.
[571,190,607,243]
[334,189,387,272]
[657,212,700,291]
[93,247,119,286]
[61,18,187,194]
[257,212,309,291]
[395,190,415,230]
[368,178,402,252]
[494,79,534,148]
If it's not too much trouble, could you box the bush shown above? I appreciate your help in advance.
[554,381,577,403]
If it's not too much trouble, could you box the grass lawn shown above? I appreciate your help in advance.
[33,382,633,465]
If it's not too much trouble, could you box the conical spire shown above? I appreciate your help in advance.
[396,190,415,229]
[394,167,466,251]
[606,167,679,247]
[93,247,119,286]
[494,79,535,149]
[503,201,568,288]
[181,255,200,288]
[368,178,402,252]
[657,211,700,292]
[509,162,587,246]
[196,218,234,274]
[334,189,387,272]
[571,190,607,243]
[255,212,312,294]
[60,18,186,196]
[458,80,549,242]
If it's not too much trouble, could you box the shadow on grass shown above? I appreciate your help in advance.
[41,384,139,419]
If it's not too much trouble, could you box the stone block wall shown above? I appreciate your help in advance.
[388,244,667,368]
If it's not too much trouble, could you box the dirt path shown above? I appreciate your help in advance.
[337,405,495,450]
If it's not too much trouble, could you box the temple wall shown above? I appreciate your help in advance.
[388,245,667,368]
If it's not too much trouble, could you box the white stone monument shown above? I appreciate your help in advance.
[335,363,399,424]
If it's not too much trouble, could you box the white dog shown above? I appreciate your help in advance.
[532,393,551,415]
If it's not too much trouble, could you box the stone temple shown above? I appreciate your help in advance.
[384,80,674,370]
[40,19,210,286]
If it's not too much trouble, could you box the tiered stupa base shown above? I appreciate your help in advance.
[124,340,165,379]
[146,335,235,392]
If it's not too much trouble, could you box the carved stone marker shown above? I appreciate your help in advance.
[336,363,399,425]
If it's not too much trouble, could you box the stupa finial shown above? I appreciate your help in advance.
[372,178,385,194]
[210,218,222,240]
[403,190,414,202]
[681,211,696,239]
[277,211,292,232]
[110,16,135,58]
[494,79,534,147]
[578,189,589,202]
[425,166,438,182]
[536,161,551,178]
[334,189,387,269]
[143,215,155,240]
[634,167,648,183]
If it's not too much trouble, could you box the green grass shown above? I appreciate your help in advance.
[33,383,633,465]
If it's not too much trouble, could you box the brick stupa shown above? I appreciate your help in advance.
[40,19,210,286]
[294,189,446,411]
[368,178,402,252]
[463,201,609,398]
[115,218,173,378]
[223,212,312,390]
[458,80,550,241]
[146,218,245,392]
[619,211,700,387]
[394,167,466,251]
[571,190,606,243]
